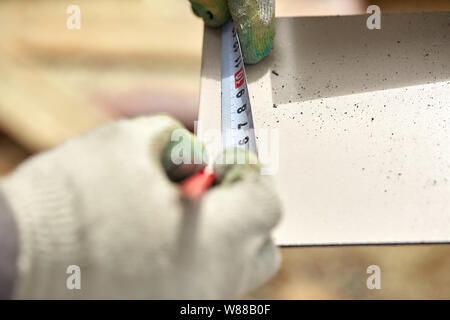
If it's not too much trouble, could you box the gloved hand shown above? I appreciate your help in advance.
[0,115,281,299]
[189,0,275,64]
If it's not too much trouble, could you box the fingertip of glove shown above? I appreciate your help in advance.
[116,114,208,183]
[189,0,230,28]
[206,147,282,233]
[227,0,275,64]
[213,147,260,184]
[161,130,208,182]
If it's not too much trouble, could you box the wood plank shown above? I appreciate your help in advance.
[0,0,203,151]
[0,53,112,151]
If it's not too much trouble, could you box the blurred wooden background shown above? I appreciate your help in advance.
[0,0,450,299]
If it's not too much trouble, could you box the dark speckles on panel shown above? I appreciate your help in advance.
[253,13,450,202]
[268,13,449,109]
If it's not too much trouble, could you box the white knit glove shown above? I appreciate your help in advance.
[0,115,281,299]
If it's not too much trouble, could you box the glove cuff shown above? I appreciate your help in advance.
[0,161,83,299]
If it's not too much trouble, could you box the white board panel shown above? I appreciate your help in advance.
[198,12,450,245]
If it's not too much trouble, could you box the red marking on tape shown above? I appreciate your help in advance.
[234,67,245,88]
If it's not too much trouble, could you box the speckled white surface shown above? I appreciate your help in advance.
[198,12,450,245]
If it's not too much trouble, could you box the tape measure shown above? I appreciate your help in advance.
[180,20,257,200]
[221,21,257,155]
